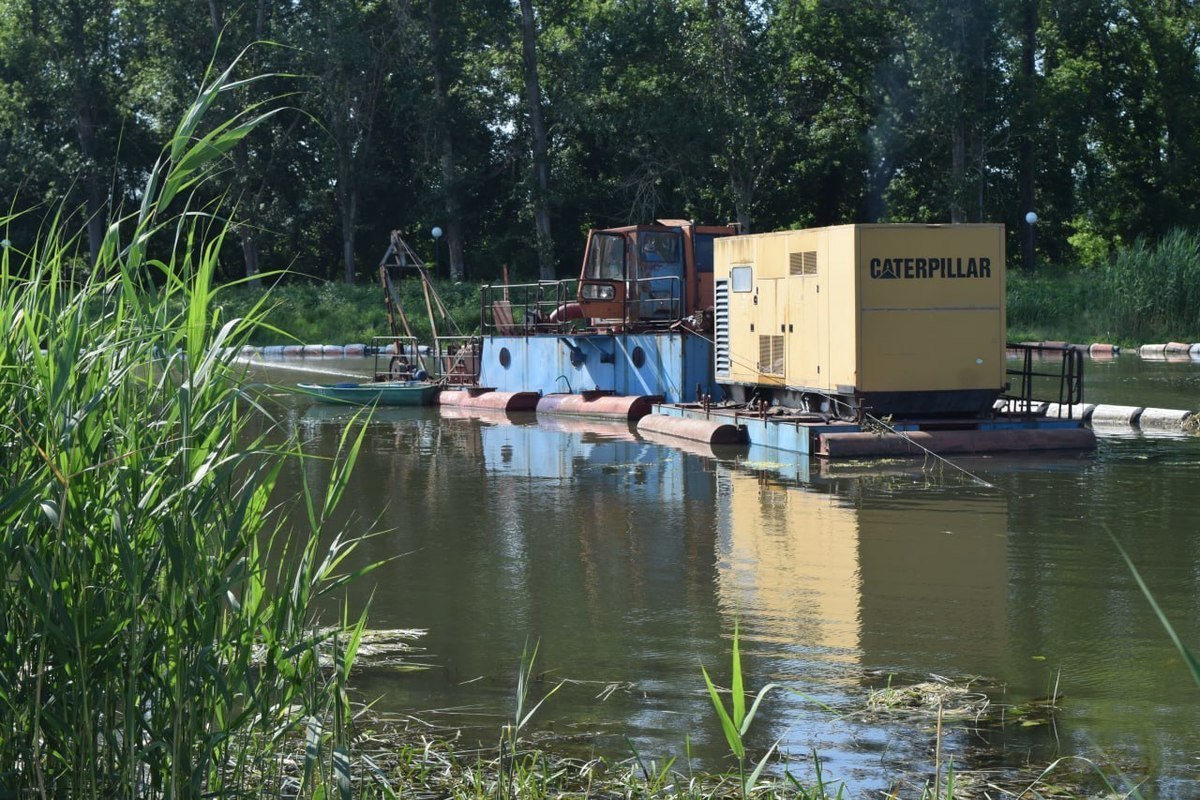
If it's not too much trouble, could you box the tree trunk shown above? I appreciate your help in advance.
[445,218,464,280]
[519,0,554,280]
[948,0,967,224]
[209,0,264,283]
[1019,0,1037,270]
[429,0,465,281]
[241,231,260,278]
[951,121,966,223]
[233,142,261,283]
[731,165,753,232]
[339,154,358,283]
[75,100,105,268]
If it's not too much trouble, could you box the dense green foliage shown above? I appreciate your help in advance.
[214,277,483,345]
[0,61,375,797]
[5,0,1200,284]
[1007,228,1200,345]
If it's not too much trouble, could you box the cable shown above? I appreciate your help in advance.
[858,411,996,489]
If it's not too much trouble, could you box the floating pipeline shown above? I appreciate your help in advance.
[636,427,735,459]
[535,392,661,421]
[1138,342,1200,359]
[1020,402,1197,432]
[1009,341,1120,358]
[636,412,748,446]
[1138,407,1197,430]
[1089,404,1144,426]
[1044,402,1096,420]
[437,387,540,412]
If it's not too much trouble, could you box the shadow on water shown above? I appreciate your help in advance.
[258,359,1200,797]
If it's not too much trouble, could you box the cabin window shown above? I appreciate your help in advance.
[730,265,753,292]
[585,232,625,280]
[694,234,717,273]
[638,232,681,264]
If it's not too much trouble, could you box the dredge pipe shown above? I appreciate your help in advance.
[438,389,540,411]
[1137,407,1196,430]
[1090,404,1143,427]
[637,413,748,445]
[536,393,660,420]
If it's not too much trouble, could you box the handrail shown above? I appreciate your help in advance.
[481,274,686,333]
[369,335,430,382]
[625,274,683,325]
[481,279,578,334]
[1002,343,1085,416]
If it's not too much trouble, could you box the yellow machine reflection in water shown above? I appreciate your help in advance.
[714,464,1008,676]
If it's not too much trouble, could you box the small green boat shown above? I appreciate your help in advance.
[298,380,441,406]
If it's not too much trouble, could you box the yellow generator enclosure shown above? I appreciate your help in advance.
[713,224,1006,417]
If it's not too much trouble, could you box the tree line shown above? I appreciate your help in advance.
[2,0,1197,284]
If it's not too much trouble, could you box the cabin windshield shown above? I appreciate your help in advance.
[637,231,682,267]
[584,232,625,280]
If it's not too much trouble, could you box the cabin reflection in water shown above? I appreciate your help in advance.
[714,464,1009,675]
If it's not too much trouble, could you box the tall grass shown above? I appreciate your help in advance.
[1099,228,1200,342]
[1005,269,1105,343]
[0,55,375,796]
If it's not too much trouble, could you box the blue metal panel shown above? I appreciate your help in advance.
[478,332,717,403]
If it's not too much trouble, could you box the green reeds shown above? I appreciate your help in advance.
[0,52,374,797]
[1100,228,1200,343]
[701,623,784,799]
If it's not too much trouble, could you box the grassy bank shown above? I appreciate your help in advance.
[211,277,482,346]
[217,229,1200,349]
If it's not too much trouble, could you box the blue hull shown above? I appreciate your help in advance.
[477,331,715,404]
[298,381,440,406]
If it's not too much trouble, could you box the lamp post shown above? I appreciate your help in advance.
[1024,211,1038,271]
[431,226,443,277]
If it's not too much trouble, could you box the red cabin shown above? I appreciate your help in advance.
[573,219,739,328]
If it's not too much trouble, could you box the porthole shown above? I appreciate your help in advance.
[631,346,646,369]
[499,347,511,368]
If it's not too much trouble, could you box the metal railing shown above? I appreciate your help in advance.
[370,336,430,382]
[626,275,683,325]
[481,275,687,334]
[1002,342,1085,416]
[481,279,579,335]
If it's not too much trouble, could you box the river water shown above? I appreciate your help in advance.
[260,353,1200,797]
